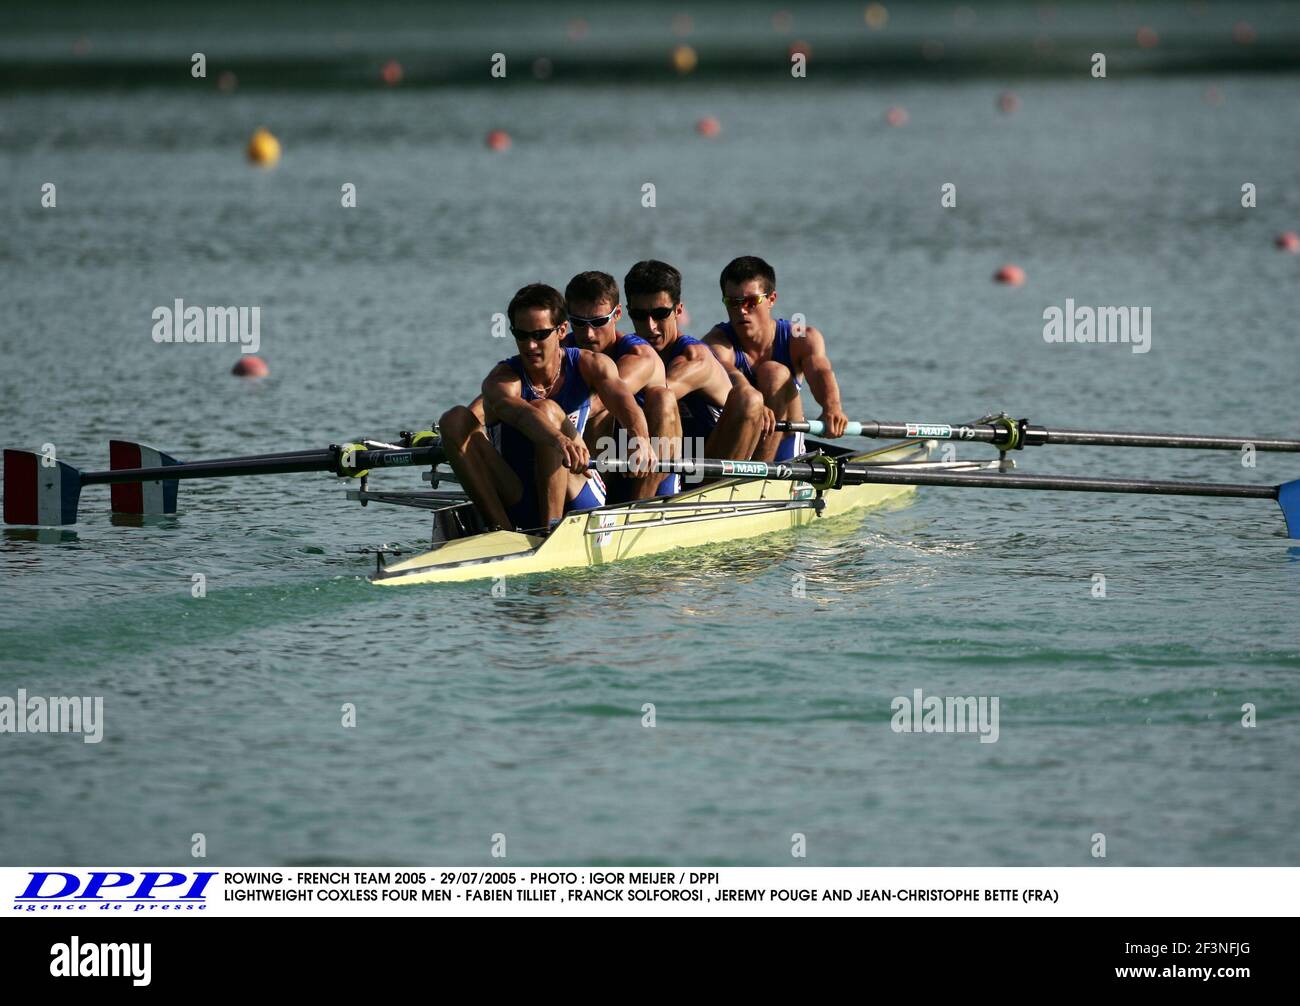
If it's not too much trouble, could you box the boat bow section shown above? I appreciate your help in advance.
[371,529,544,586]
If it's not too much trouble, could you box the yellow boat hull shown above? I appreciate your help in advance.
[371,439,931,586]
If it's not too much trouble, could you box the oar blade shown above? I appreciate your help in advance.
[1279,479,1300,539]
[108,441,181,516]
[3,449,82,525]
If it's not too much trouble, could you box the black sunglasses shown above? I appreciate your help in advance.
[509,323,565,341]
[627,305,676,323]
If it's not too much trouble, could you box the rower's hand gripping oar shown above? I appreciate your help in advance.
[781,414,1300,453]
[2,437,445,526]
[592,454,1300,538]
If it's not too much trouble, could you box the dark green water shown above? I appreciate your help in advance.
[1,3,1298,865]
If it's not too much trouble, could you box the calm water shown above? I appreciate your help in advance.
[1,46,1298,865]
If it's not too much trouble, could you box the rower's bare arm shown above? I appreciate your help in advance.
[792,325,848,437]
[618,343,664,395]
[702,327,750,391]
[666,342,722,400]
[580,351,651,444]
[581,351,655,473]
[481,365,561,446]
[704,326,775,436]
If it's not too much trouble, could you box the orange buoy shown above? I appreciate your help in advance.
[1136,26,1159,48]
[885,106,908,127]
[993,264,1026,286]
[696,115,721,137]
[1275,232,1300,253]
[380,59,403,86]
[997,90,1019,114]
[231,356,269,378]
[486,129,511,151]
[246,128,281,168]
[1232,21,1257,45]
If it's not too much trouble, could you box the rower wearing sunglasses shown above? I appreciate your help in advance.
[704,255,849,462]
[623,259,769,465]
[437,283,655,533]
[562,271,679,503]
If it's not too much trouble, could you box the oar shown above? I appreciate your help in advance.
[3,442,445,525]
[780,417,1300,452]
[592,455,1300,537]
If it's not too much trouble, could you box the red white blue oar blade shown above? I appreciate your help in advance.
[1279,480,1300,539]
[3,449,82,525]
[108,441,181,516]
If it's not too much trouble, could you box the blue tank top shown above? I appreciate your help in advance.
[716,318,804,389]
[502,346,593,432]
[663,333,722,435]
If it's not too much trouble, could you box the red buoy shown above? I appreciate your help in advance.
[486,129,511,151]
[885,106,908,127]
[1275,231,1300,253]
[232,355,269,378]
[696,115,721,137]
[993,264,1026,286]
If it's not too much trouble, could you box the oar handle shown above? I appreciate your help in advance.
[782,420,864,437]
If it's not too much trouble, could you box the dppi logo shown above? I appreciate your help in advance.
[14,871,216,912]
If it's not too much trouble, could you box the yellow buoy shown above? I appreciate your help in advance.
[246,127,281,168]
[672,44,698,75]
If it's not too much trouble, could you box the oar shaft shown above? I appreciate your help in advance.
[839,465,1279,501]
[784,419,1300,452]
[80,445,443,485]
[593,457,1279,500]
[1034,428,1297,451]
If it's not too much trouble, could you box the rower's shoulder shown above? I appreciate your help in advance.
[575,346,616,375]
[620,333,658,355]
[484,359,518,381]
[787,320,826,349]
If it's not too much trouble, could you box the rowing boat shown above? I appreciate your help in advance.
[369,438,934,586]
[4,412,1296,587]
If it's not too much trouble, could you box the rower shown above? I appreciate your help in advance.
[563,270,677,502]
[703,255,849,462]
[622,259,767,467]
[437,283,655,533]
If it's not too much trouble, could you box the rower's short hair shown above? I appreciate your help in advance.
[565,271,620,308]
[624,260,682,304]
[719,255,776,294]
[507,283,567,327]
